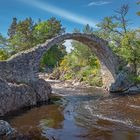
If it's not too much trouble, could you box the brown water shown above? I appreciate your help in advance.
[8,87,140,140]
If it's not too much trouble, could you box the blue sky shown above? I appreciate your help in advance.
[0,0,139,37]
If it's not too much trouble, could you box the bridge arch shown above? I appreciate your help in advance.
[0,33,119,88]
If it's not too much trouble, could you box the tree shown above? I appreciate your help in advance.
[0,34,8,48]
[83,24,93,34]
[33,17,65,45]
[7,17,66,69]
[71,25,98,67]
[114,4,129,33]
[57,25,102,86]
[7,17,17,38]
[96,4,140,76]
[33,17,66,69]
[0,34,9,60]
[96,4,129,45]
[96,16,122,44]
[119,30,140,75]
[8,17,35,53]
[40,44,67,69]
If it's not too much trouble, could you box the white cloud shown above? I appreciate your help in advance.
[19,0,97,28]
[88,1,111,6]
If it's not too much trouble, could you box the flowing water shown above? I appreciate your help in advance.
[8,86,140,140]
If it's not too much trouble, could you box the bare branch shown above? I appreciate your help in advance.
[114,4,129,33]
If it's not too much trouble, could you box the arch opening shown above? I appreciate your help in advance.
[39,39,103,87]
[33,33,119,88]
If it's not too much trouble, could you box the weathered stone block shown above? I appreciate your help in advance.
[0,78,37,116]
[31,79,52,103]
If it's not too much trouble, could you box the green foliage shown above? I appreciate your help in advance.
[33,17,65,45]
[0,49,9,60]
[32,17,66,69]
[0,34,7,47]
[40,44,67,68]
[56,25,102,87]
[96,17,123,47]
[8,17,35,52]
[58,55,102,86]
[119,31,140,74]
[96,4,140,77]
[128,74,140,85]
[83,24,93,34]
[137,11,140,16]
[97,17,119,34]
[0,34,10,60]
[7,17,66,69]
[96,4,129,46]
[7,17,17,38]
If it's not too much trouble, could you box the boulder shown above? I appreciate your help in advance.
[8,83,37,109]
[123,85,140,94]
[32,79,52,103]
[0,120,15,136]
[110,70,132,93]
[110,66,140,94]
[0,78,36,116]
[0,77,52,116]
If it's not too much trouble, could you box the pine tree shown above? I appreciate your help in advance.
[83,24,93,34]
[7,17,17,38]
[9,17,35,52]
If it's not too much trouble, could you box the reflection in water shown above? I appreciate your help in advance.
[10,105,64,132]
[9,88,140,140]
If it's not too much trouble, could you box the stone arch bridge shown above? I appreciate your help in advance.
[0,33,120,88]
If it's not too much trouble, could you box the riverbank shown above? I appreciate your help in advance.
[39,73,140,96]
[47,79,109,97]
[39,73,109,96]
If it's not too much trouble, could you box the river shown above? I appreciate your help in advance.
[7,82,140,140]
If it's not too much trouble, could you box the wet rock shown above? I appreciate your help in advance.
[0,120,15,136]
[9,129,47,140]
[110,70,132,93]
[0,121,46,140]
[110,66,140,94]
[123,85,140,94]
[32,79,52,103]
